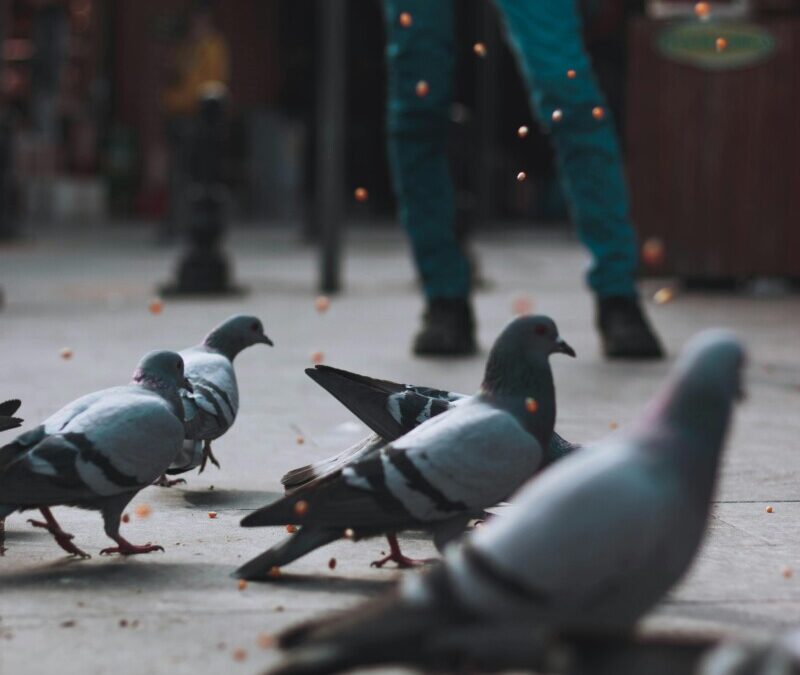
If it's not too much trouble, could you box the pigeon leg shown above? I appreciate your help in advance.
[198,440,221,473]
[154,474,187,487]
[370,533,433,569]
[100,534,165,556]
[27,508,91,558]
[0,518,5,556]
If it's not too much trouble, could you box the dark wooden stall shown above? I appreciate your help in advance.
[626,15,800,281]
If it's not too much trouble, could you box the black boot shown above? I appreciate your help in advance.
[597,296,664,359]
[413,298,477,357]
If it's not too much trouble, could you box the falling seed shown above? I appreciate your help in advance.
[516,171,527,182]
[517,125,529,138]
[274,606,284,612]
[694,2,711,18]
[551,109,563,123]
[354,187,369,202]
[310,351,324,365]
[294,500,309,516]
[567,69,577,79]
[119,619,128,628]
[653,287,675,305]
[715,37,727,52]
[525,398,538,413]
[641,238,665,268]
[268,566,281,579]
[344,528,355,539]
[415,80,429,97]
[286,524,297,534]
[783,566,793,579]
[232,648,248,662]
[238,579,248,591]
[296,435,305,445]
[512,294,535,316]
[609,422,619,430]
[399,11,413,27]
[134,504,152,519]
[122,513,130,523]
[766,505,774,514]
[208,511,218,519]
[473,42,487,58]
[148,298,164,315]
[314,295,331,313]
[60,347,73,360]
[328,557,337,570]
[257,633,275,649]
[592,106,605,120]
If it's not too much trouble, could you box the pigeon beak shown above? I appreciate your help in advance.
[182,378,194,393]
[554,338,576,358]
[258,333,274,347]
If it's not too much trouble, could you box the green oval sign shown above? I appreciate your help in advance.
[658,22,776,70]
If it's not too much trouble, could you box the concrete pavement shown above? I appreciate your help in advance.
[1,225,799,674]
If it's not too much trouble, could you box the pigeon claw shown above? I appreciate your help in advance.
[198,440,221,473]
[27,511,91,559]
[154,475,187,488]
[370,534,434,569]
[100,537,165,556]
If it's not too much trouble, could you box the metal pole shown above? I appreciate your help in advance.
[316,0,346,293]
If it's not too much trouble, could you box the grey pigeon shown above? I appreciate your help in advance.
[265,329,745,675]
[700,630,800,675]
[282,365,579,493]
[159,314,272,484]
[235,315,575,579]
[0,351,190,557]
[0,399,23,432]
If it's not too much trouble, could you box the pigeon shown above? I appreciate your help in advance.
[0,351,190,557]
[0,399,23,432]
[700,629,800,675]
[282,365,579,493]
[235,315,575,579]
[266,329,745,675]
[158,314,272,485]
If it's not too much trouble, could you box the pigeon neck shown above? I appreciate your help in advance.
[640,379,733,502]
[203,335,238,361]
[132,371,182,410]
[480,353,556,448]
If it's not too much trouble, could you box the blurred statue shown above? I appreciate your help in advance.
[160,0,230,241]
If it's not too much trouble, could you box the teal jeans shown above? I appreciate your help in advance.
[383,0,638,299]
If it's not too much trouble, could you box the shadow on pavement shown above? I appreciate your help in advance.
[0,560,234,590]
[181,489,282,510]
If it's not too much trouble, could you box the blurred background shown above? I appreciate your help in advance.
[0,0,798,291]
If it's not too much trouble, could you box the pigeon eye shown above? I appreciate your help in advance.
[534,325,548,336]
[251,322,259,332]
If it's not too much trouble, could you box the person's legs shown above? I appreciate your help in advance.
[382,0,475,355]
[493,0,663,358]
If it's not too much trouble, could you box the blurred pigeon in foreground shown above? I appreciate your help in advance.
[236,315,575,579]
[0,351,189,557]
[282,365,579,492]
[0,400,23,432]
[266,329,745,675]
[158,314,272,486]
[700,629,800,675]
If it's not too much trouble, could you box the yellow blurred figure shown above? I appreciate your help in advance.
[163,4,230,117]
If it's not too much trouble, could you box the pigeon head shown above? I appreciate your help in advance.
[481,315,574,448]
[204,314,273,360]
[646,329,745,460]
[481,315,574,396]
[132,350,191,393]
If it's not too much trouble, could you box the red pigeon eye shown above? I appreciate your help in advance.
[534,325,548,336]
[251,322,259,332]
